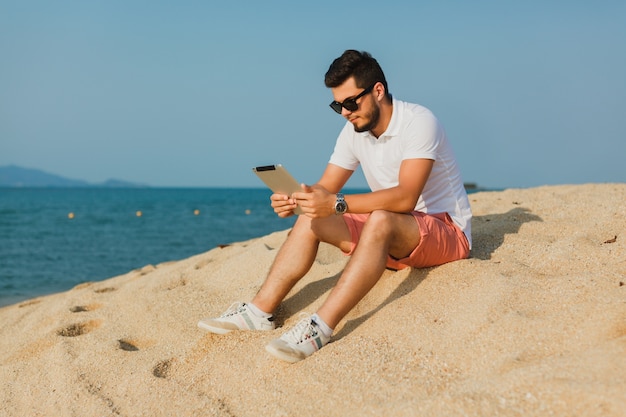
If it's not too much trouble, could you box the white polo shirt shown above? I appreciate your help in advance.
[329,98,472,247]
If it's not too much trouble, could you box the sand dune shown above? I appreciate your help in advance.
[1,184,625,416]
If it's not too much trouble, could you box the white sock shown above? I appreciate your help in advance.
[311,313,333,338]
[246,302,272,319]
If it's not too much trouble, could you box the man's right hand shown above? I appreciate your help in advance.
[270,184,307,218]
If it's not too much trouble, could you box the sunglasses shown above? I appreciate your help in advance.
[329,83,376,114]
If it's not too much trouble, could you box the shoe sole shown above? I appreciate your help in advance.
[265,343,305,363]
[197,321,232,334]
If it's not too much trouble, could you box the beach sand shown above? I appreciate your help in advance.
[1,184,625,416]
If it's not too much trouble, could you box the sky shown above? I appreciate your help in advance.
[1,1,625,189]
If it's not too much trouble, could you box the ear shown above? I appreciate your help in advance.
[373,82,386,102]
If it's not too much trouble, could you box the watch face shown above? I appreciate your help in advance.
[335,201,347,213]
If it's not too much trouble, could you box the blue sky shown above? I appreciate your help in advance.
[1,1,625,189]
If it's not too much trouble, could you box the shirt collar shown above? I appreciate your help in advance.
[382,97,402,138]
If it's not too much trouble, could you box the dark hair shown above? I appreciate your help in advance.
[324,50,390,98]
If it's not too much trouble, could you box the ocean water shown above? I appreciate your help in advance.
[0,188,298,307]
[0,186,485,308]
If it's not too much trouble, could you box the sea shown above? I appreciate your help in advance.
[0,187,301,308]
[0,186,486,308]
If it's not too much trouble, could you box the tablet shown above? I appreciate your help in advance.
[252,164,303,214]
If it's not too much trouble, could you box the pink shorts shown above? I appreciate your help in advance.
[343,212,470,270]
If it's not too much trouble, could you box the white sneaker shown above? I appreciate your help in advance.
[265,314,330,363]
[198,302,275,334]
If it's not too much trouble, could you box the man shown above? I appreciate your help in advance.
[198,50,472,363]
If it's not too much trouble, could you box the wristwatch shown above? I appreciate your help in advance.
[334,193,348,215]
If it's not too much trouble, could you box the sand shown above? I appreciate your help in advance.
[1,183,625,416]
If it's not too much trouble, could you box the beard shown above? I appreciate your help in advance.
[352,104,380,133]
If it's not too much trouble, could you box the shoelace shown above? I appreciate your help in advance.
[282,314,317,345]
[221,302,246,317]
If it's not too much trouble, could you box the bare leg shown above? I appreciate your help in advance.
[316,210,421,329]
[251,214,351,313]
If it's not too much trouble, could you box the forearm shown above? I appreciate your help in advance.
[341,158,433,214]
[344,187,418,214]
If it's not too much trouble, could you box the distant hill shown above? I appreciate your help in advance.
[0,165,148,188]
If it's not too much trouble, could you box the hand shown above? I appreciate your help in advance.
[292,184,335,218]
[269,184,307,218]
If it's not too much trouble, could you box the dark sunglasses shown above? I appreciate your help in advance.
[329,83,376,114]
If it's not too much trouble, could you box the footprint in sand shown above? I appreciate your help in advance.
[116,338,156,352]
[118,339,140,351]
[194,258,213,270]
[152,359,173,378]
[18,299,42,308]
[94,287,117,294]
[69,303,102,313]
[57,319,102,337]
[163,276,187,291]
[136,265,156,276]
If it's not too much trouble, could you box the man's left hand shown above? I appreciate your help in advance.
[292,185,336,218]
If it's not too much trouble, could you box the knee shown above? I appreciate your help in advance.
[309,217,335,241]
[309,216,351,250]
[291,215,315,236]
[363,210,394,235]
[294,215,331,243]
